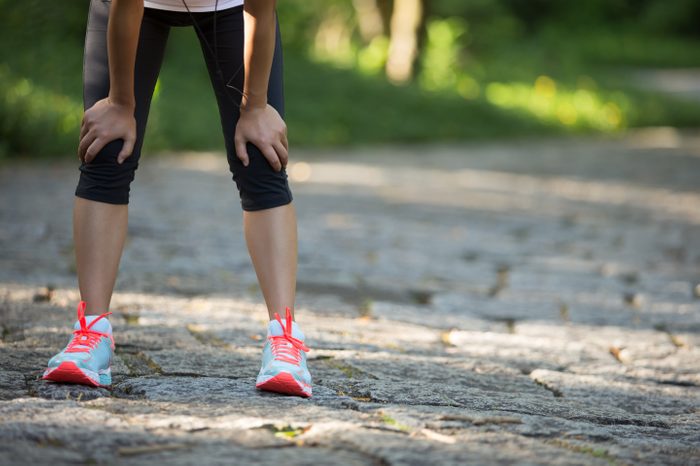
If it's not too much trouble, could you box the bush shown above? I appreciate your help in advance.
[0,66,82,157]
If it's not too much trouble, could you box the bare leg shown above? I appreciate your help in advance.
[243,202,298,320]
[73,197,128,314]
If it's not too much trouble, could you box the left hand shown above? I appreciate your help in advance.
[234,104,289,172]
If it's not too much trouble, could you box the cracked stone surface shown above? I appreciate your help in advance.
[2,132,700,465]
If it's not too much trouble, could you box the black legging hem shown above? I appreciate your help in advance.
[74,190,129,205]
[241,193,293,212]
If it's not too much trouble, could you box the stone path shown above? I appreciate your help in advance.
[632,68,700,102]
[1,132,700,465]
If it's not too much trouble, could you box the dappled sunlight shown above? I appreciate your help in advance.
[356,35,389,75]
[632,68,700,98]
[419,18,470,93]
[159,148,700,224]
[291,161,386,187]
[298,6,662,138]
[281,159,700,224]
[2,2,700,463]
[624,126,683,149]
[486,76,625,131]
[0,282,441,354]
[2,144,699,463]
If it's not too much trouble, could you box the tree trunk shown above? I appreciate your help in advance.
[385,0,424,83]
[352,0,386,42]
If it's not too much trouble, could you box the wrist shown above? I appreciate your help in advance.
[240,94,267,112]
[107,93,135,110]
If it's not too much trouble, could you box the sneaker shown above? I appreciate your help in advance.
[42,301,114,387]
[255,307,312,397]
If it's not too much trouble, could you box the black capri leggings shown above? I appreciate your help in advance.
[77,0,292,211]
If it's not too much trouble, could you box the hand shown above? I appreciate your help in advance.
[235,104,289,171]
[78,98,136,164]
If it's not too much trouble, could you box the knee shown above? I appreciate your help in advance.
[230,143,293,212]
[75,139,138,205]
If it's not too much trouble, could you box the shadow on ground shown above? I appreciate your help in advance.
[1,133,699,464]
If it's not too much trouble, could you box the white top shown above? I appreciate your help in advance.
[144,0,244,12]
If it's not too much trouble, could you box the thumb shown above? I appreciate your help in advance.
[117,136,135,164]
[235,137,249,167]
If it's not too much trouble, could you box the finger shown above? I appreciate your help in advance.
[84,137,107,164]
[117,135,135,164]
[273,141,289,169]
[78,121,90,160]
[235,136,249,167]
[281,131,289,151]
[79,121,87,142]
[78,131,97,163]
[261,144,282,172]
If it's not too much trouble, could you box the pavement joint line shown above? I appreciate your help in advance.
[531,376,565,398]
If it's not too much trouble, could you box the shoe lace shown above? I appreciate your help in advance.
[269,307,309,365]
[65,301,114,353]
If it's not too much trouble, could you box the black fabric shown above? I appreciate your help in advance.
[77,0,292,210]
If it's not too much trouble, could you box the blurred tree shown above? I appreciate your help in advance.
[353,0,387,41]
[386,0,426,83]
[350,0,427,83]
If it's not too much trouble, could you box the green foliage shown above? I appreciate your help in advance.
[276,0,349,52]
[638,0,700,36]
[419,18,469,91]
[0,0,85,157]
[0,66,82,157]
[284,50,547,145]
[1,0,700,157]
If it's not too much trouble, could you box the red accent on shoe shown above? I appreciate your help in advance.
[256,371,311,397]
[65,301,114,353]
[269,307,309,365]
[42,361,104,387]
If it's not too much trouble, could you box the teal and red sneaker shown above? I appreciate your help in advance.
[255,307,312,397]
[42,301,114,387]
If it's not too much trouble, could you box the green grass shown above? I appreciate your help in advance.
[148,26,553,150]
[464,28,700,132]
[379,414,411,432]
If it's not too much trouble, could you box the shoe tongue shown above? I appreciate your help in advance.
[74,315,113,334]
[267,319,304,340]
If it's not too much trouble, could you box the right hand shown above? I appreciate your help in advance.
[234,103,289,172]
[78,97,136,164]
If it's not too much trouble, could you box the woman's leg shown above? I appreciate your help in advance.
[43,2,171,387]
[76,1,170,314]
[244,203,298,319]
[74,199,128,314]
[195,8,310,398]
[195,8,296,320]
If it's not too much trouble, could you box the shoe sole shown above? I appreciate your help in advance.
[42,361,110,388]
[256,372,312,398]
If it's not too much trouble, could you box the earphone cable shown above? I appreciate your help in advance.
[180,0,247,108]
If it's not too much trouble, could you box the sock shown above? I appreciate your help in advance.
[267,318,305,340]
[73,315,113,334]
